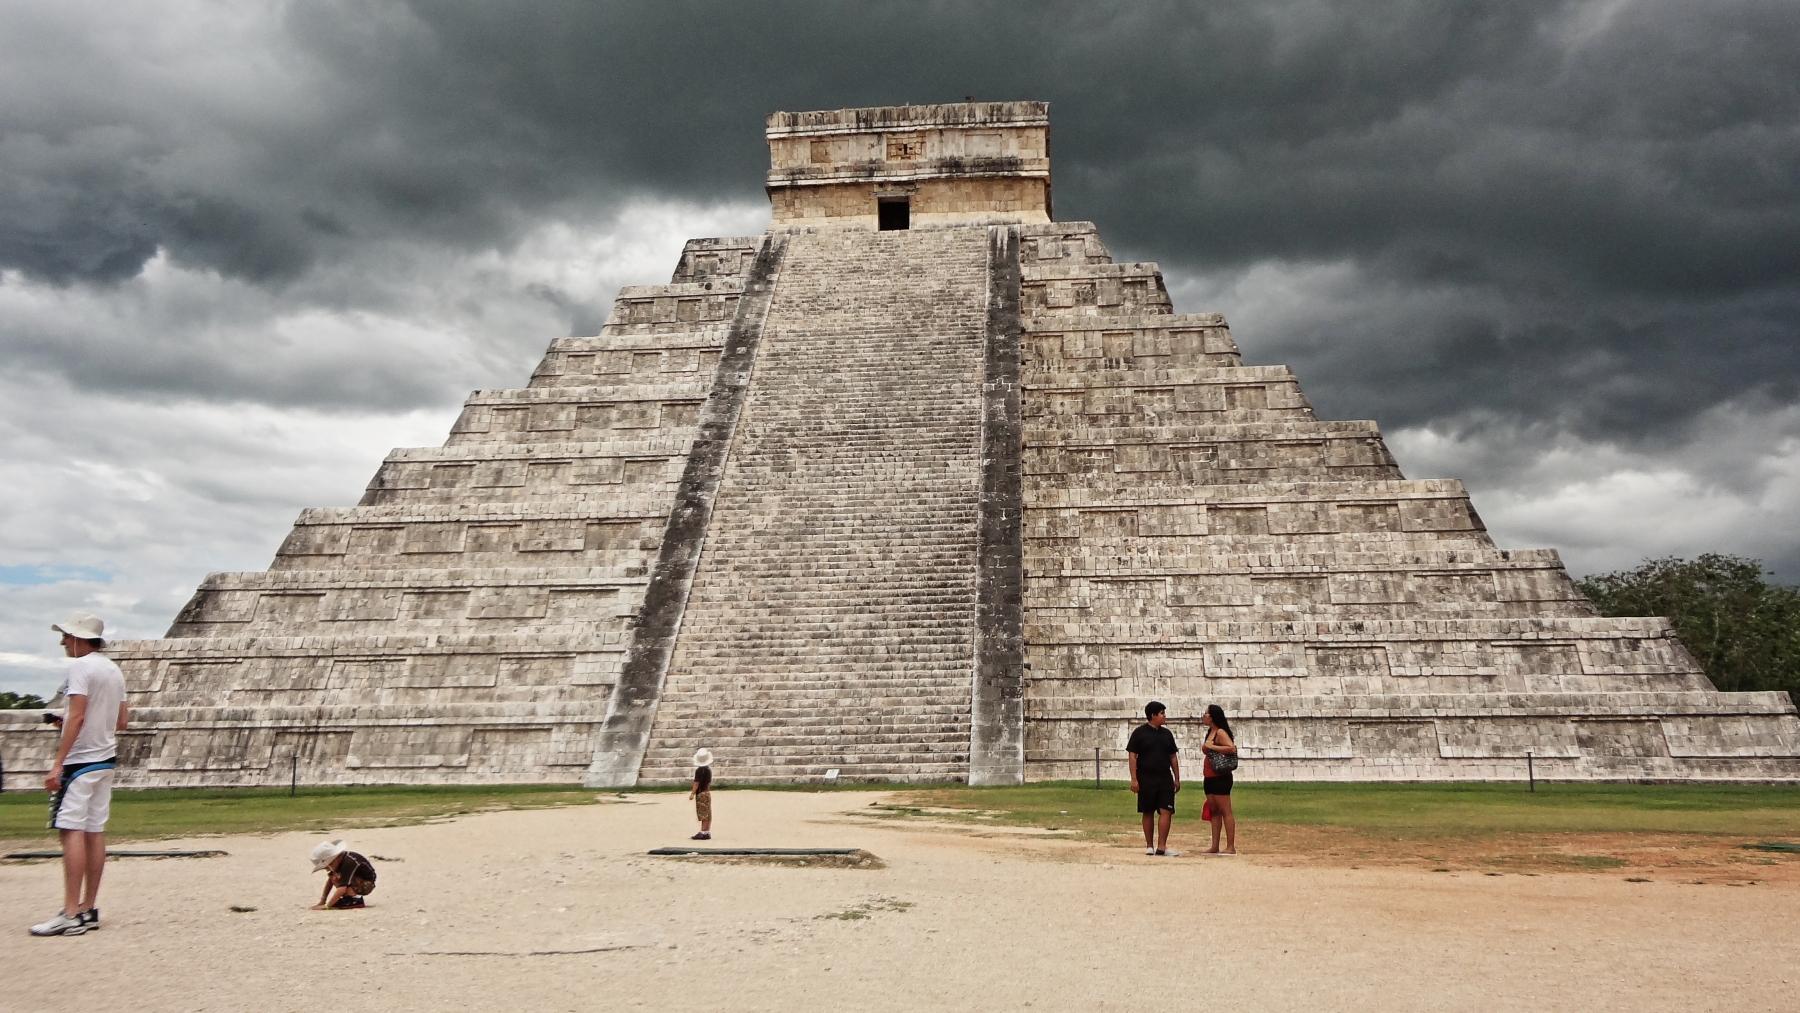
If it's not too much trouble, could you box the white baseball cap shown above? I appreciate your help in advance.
[52,611,104,640]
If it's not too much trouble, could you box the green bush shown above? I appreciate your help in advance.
[0,691,47,710]
[1578,554,1800,699]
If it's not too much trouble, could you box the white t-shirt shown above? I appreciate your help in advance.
[61,652,127,765]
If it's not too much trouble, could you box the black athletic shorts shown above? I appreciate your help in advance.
[1203,774,1233,796]
[1137,782,1176,814]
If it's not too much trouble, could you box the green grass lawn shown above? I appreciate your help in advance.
[6,780,1798,851]
[0,784,605,847]
[0,780,924,848]
[884,781,1800,840]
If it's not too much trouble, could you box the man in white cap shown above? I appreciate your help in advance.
[30,612,128,937]
[688,748,714,840]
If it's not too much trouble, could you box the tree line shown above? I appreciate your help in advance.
[1578,554,1800,701]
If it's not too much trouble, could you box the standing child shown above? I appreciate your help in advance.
[688,748,714,840]
[1126,701,1181,857]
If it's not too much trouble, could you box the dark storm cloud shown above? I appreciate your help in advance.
[0,0,1796,676]
[2,0,1797,440]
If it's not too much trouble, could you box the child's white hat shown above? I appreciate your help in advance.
[309,838,348,872]
[692,748,713,767]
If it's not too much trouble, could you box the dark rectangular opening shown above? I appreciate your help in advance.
[878,198,910,231]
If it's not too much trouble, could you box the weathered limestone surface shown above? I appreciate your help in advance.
[583,235,790,787]
[766,102,1052,228]
[1013,234,1800,782]
[5,102,1793,786]
[0,241,767,787]
[632,227,994,784]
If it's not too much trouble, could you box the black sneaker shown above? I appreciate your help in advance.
[79,909,99,932]
[690,832,710,840]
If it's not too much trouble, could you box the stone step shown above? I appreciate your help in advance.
[636,765,966,784]
[648,704,971,719]
[1026,363,1297,387]
[644,739,971,756]
[660,666,973,679]
[646,739,970,756]
[670,236,765,284]
[639,226,994,780]
[603,280,744,330]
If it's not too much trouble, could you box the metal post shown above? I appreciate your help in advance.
[1095,747,1101,790]
[1527,751,1534,793]
[290,754,298,797]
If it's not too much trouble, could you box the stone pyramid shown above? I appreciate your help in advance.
[7,102,1793,786]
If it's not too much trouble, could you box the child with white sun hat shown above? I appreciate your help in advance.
[688,748,714,840]
[309,839,377,910]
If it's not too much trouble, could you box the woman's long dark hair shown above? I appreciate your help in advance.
[1205,704,1233,741]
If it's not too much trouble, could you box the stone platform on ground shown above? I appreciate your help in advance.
[3,101,1793,786]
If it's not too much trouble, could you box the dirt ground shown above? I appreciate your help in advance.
[3,790,1795,1013]
[1180,819,1800,882]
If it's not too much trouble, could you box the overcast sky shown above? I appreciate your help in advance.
[3,0,1797,697]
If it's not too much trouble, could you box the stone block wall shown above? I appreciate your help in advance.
[765,101,1053,228]
[0,237,784,786]
[768,179,1052,229]
[1021,263,1173,317]
[1015,249,1800,782]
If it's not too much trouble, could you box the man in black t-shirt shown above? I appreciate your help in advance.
[1127,701,1181,856]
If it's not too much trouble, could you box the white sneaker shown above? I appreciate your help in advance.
[1144,848,1156,855]
[29,911,85,937]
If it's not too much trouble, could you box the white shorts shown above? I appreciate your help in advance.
[54,767,115,833]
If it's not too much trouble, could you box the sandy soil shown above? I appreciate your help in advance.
[3,790,1796,1013]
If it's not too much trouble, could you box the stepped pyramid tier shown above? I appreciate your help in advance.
[4,102,1793,786]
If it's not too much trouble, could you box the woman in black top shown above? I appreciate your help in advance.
[1201,704,1238,855]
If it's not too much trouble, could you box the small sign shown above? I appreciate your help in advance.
[824,768,840,781]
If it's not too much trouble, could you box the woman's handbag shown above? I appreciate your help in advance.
[1209,751,1239,774]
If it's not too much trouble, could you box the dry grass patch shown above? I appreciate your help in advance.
[873,781,1800,877]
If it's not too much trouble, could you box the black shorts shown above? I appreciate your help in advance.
[1203,774,1233,796]
[1137,782,1176,814]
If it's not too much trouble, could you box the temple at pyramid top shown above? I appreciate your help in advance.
[765,101,1052,229]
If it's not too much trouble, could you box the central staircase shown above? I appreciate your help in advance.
[637,228,995,782]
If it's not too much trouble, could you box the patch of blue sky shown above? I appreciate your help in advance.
[0,565,113,586]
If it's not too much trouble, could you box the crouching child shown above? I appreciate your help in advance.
[309,839,376,910]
